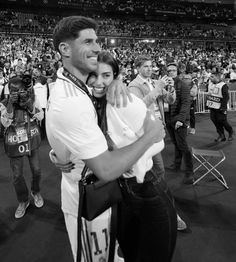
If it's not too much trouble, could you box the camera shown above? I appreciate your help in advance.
[9,74,33,106]
[21,72,33,90]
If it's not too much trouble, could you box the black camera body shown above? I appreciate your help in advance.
[9,74,33,107]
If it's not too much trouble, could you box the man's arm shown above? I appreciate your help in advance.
[84,111,165,182]
[28,98,44,121]
[129,77,170,108]
[53,96,165,182]
[0,98,14,128]
[129,83,154,108]
[220,84,229,111]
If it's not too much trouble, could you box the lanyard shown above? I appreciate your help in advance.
[62,67,96,106]
[62,68,116,150]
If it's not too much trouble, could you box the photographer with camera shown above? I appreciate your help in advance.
[0,74,44,219]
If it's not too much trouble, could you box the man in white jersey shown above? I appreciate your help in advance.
[46,16,165,262]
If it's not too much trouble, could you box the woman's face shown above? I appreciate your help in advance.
[88,62,114,98]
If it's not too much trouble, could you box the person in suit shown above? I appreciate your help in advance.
[128,55,187,231]
[128,55,176,180]
[165,62,194,185]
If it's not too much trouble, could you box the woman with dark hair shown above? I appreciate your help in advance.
[53,51,177,262]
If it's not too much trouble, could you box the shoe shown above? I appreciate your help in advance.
[228,131,234,141]
[177,214,187,231]
[183,175,194,185]
[15,201,30,219]
[166,164,181,172]
[31,192,44,208]
[189,128,195,135]
[214,135,226,142]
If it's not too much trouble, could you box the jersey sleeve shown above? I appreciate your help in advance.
[51,96,108,160]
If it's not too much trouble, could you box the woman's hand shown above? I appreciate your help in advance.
[49,150,74,173]
[54,161,75,173]
[106,79,133,108]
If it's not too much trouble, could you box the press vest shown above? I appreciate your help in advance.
[206,82,224,109]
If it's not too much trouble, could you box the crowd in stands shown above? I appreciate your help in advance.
[0,10,235,40]
[56,0,233,20]
[1,34,236,95]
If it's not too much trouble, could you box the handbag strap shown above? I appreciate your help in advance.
[77,180,85,262]
[98,98,118,262]
[108,204,118,262]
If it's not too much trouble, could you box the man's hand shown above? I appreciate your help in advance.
[149,86,162,99]
[9,92,18,104]
[160,75,170,87]
[21,98,34,112]
[106,79,133,108]
[175,121,183,130]
[143,110,165,143]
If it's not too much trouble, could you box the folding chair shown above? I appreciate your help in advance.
[192,147,229,189]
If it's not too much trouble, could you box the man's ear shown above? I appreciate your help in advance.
[58,42,71,58]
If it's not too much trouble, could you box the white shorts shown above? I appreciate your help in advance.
[64,209,111,262]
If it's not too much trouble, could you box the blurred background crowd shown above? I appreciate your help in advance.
[0,0,236,98]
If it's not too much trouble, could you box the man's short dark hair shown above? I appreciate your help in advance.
[53,16,98,53]
[211,67,222,75]
[134,55,152,68]
[167,62,178,68]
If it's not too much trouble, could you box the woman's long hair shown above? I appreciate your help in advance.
[97,51,120,79]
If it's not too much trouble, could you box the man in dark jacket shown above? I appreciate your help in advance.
[165,63,194,184]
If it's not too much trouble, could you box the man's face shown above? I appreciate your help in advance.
[210,73,220,84]
[138,60,152,79]
[32,68,41,78]
[69,29,101,74]
[167,65,178,78]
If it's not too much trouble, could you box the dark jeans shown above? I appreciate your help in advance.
[210,109,233,137]
[9,149,41,202]
[166,123,193,176]
[117,172,177,262]
[190,100,196,129]
[152,152,165,179]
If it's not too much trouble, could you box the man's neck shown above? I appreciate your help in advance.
[138,74,149,82]
[63,63,88,84]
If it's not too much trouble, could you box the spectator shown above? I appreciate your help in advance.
[165,62,194,185]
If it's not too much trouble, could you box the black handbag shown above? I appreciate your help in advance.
[79,166,123,221]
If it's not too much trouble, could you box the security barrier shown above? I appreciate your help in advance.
[196,91,236,113]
